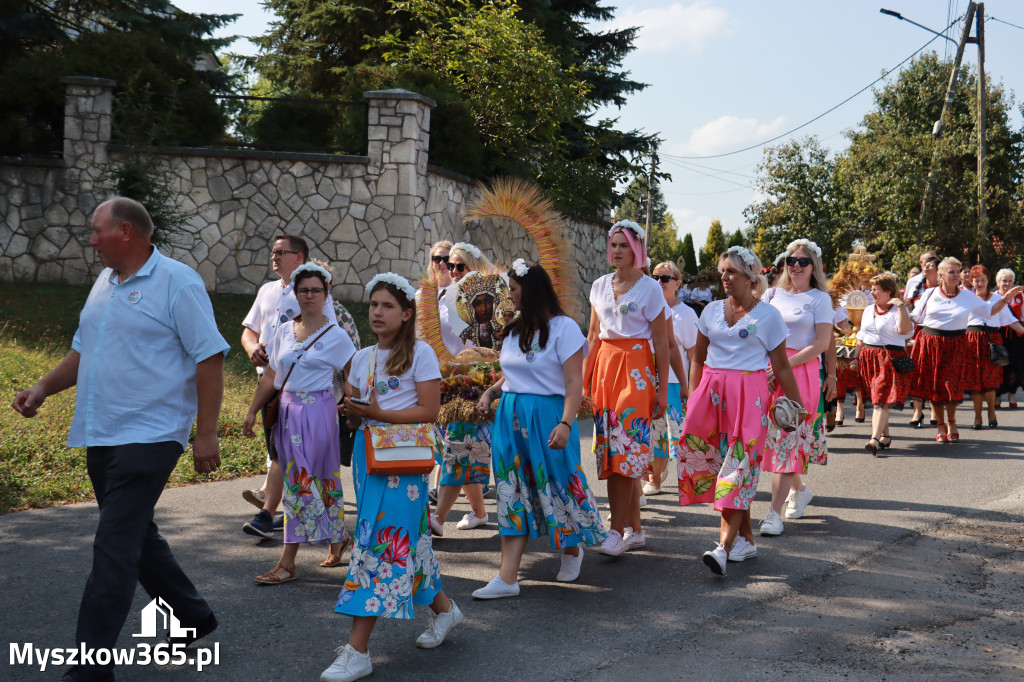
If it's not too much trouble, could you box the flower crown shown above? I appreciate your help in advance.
[726,245,756,267]
[511,258,529,277]
[451,242,483,260]
[291,262,332,285]
[366,272,416,301]
[610,219,645,241]
[785,239,822,259]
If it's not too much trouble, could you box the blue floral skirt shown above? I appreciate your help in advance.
[334,430,442,620]
[652,382,685,459]
[491,393,607,550]
[440,421,491,486]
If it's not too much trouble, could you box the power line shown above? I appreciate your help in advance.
[662,13,965,160]
[660,157,752,188]
[989,16,1024,32]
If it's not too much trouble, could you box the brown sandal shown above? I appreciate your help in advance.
[255,562,297,584]
[320,538,351,568]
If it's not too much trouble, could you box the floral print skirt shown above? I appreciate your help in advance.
[591,339,655,480]
[859,346,912,408]
[909,331,967,405]
[763,349,826,474]
[677,368,769,511]
[652,382,685,459]
[491,393,606,549]
[965,329,1004,392]
[439,421,491,486]
[334,430,442,620]
[275,390,345,545]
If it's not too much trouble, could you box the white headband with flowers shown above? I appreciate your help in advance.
[610,219,646,241]
[291,262,332,285]
[511,258,529,277]
[452,242,483,260]
[366,272,416,301]
[726,245,756,267]
[785,239,822,259]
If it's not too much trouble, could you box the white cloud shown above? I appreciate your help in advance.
[671,115,787,156]
[604,1,731,53]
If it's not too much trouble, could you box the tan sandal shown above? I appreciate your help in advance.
[255,562,297,584]
[320,537,351,568]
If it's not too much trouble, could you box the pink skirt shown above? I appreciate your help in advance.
[763,348,826,474]
[677,368,770,512]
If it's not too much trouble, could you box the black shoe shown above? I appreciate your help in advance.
[990,419,998,428]
[273,513,284,531]
[243,510,275,539]
[930,419,938,425]
[878,436,892,450]
[855,417,865,423]
[168,612,218,648]
[909,419,923,428]
[972,422,983,430]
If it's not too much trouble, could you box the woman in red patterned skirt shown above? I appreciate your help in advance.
[994,269,1024,408]
[908,258,989,443]
[854,272,914,454]
[966,265,1023,429]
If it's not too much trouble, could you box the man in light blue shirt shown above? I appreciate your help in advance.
[12,197,229,682]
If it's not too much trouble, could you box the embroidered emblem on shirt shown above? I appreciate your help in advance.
[627,301,638,312]
[313,341,325,351]
[387,376,400,390]
[738,329,749,338]
[525,351,536,362]
[127,290,142,305]
[376,380,389,395]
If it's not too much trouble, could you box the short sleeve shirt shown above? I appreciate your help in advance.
[242,279,335,374]
[698,300,789,371]
[500,316,587,396]
[348,341,442,427]
[856,306,914,346]
[912,288,988,330]
[766,288,834,350]
[966,292,1018,328]
[590,274,665,340]
[267,322,356,392]
[69,248,230,449]
[668,302,699,383]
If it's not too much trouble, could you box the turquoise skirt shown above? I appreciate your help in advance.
[651,382,685,459]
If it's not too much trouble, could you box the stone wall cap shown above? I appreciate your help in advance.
[108,143,370,165]
[427,164,478,185]
[60,76,117,87]
[363,89,437,108]
[0,156,66,168]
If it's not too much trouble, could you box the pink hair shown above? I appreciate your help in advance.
[607,225,647,269]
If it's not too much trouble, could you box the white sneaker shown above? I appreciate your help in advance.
[642,482,660,496]
[638,493,648,508]
[727,536,758,562]
[320,644,372,682]
[456,512,489,530]
[702,543,727,575]
[783,488,797,515]
[415,599,463,648]
[429,512,444,537]
[759,510,784,536]
[622,526,646,551]
[242,488,266,509]
[784,485,813,519]
[472,576,520,599]
[555,549,584,582]
[598,530,627,556]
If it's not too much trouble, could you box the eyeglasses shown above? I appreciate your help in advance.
[271,249,300,258]
[786,256,812,267]
[431,255,450,265]
[446,262,468,273]
[296,287,325,296]
[654,275,677,283]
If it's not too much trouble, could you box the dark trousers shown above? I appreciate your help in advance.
[75,442,212,680]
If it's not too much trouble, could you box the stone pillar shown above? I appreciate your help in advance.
[362,89,436,287]
[61,76,115,212]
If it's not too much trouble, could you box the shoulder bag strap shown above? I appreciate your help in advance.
[279,325,334,393]
[364,344,379,399]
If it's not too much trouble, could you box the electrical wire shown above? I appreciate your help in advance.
[662,13,965,160]
[989,16,1024,32]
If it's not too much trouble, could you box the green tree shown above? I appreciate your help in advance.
[647,213,683,268]
[699,219,728,268]
[727,229,745,249]
[613,175,667,226]
[680,233,698,276]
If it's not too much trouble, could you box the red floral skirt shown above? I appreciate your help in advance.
[965,329,1003,392]
[836,365,865,400]
[909,330,967,405]
[858,346,911,408]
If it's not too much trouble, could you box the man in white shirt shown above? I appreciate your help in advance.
[903,249,937,299]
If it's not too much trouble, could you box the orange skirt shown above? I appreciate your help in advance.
[591,339,656,480]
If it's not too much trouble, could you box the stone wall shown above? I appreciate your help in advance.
[0,77,607,310]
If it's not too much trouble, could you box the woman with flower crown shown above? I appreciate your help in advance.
[243,262,357,585]
[321,273,462,682]
[758,239,835,538]
[468,260,606,598]
[679,247,802,576]
[583,220,669,557]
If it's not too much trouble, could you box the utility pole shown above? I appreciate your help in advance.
[973,3,988,262]
[645,148,658,239]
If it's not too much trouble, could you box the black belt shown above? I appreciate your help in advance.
[921,326,964,338]
[966,325,998,333]
[865,344,906,351]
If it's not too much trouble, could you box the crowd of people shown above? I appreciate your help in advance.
[11,197,1024,682]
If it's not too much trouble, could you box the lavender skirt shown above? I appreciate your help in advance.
[274,389,346,545]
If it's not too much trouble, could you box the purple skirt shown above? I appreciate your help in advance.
[274,389,346,545]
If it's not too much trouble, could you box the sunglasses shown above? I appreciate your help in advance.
[446,262,468,273]
[786,256,812,267]
[654,275,678,283]
[431,255,450,265]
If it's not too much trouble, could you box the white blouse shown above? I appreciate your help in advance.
[856,305,914,347]
[500,316,587,396]
[348,341,442,427]
[267,322,356,392]
[911,288,988,330]
[667,302,698,384]
[697,300,789,372]
[967,292,1018,328]
[765,287,834,349]
[590,274,665,340]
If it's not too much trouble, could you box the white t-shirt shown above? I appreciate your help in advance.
[590,274,665,340]
[348,341,442,427]
[765,287,834,350]
[668,302,698,384]
[439,284,472,355]
[697,300,789,372]
[911,288,989,330]
[267,322,356,392]
[691,287,714,304]
[243,279,335,374]
[967,291,1018,328]
[856,306,914,346]
[903,273,924,300]
[500,316,587,396]
[833,305,849,326]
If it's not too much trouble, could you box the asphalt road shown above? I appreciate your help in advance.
[2,401,1023,681]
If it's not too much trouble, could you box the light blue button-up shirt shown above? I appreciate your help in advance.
[68,248,230,449]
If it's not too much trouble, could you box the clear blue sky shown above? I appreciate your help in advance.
[177,0,1024,265]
